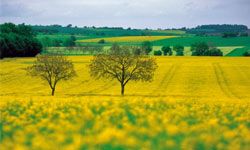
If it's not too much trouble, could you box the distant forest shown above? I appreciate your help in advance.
[31,24,249,36]
[187,24,248,36]
[32,25,173,36]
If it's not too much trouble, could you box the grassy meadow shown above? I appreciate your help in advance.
[1,56,250,149]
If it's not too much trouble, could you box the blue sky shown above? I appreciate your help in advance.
[0,0,249,29]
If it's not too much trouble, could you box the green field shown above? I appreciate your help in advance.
[75,35,250,47]
[36,32,250,57]
[226,46,250,56]
[152,36,250,47]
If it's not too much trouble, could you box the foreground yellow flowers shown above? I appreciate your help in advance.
[1,98,250,150]
[0,56,250,149]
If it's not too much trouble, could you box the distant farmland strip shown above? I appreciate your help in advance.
[77,36,178,43]
[152,36,250,47]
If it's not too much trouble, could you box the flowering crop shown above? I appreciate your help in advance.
[0,56,250,149]
[77,36,177,43]
[1,98,250,150]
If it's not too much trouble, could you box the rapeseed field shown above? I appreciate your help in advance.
[0,57,250,149]
[77,36,177,43]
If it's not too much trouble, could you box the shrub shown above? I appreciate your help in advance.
[243,50,250,56]
[161,46,172,56]
[191,42,223,56]
[222,32,238,38]
[206,48,223,56]
[173,45,184,56]
[154,50,162,56]
[142,41,152,55]
[98,39,105,44]
[191,42,209,56]
[240,33,248,37]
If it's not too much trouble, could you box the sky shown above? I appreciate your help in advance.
[0,0,249,29]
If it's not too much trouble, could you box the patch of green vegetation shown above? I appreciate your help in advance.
[148,29,186,35]
[226,46,250,56]
[152,36,250,47]
[33,25,185,37]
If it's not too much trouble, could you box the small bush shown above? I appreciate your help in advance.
[154,50,162,56]
[240,33,248,37]
[243,50,250,56]
[98,39,105,44]
[173,45,184,56]
[161,46,172,56]
[206,48,223,56]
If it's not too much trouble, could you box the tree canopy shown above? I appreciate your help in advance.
[89,45,157,95]
[191,42,223,56]
[173,45,184,56]
[141,41,153,55]
[0,23,42,58]
[161,46,172,56]
[27,54,76,96]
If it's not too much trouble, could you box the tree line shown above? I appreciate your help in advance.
[32,25,171,37]
[149,42,223,56]
[187,24,248,36]
[0,23,42,58]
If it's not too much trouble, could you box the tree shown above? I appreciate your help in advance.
[240,33,248,37]
[173,45,184,56]
[0,23,42,58]
[191,42,209,56]
[27,55,76,96]
[187,24,248,35]
[133,47,144,55]
[98,39,105,44]
[63,36,76,47]
[89,45,157,95]
[161,46,172,56]
[222,32,238,38]
[154,50,162,56]
[191,42,223,56]
[66,24,72,28]
[141,41,152,55]
[243,50,250,56]
[206,48,223,56]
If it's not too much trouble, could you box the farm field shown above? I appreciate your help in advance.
[45,46,241,56]
[152,36,250,47]
[75,35,250,47]
[226,46,250,56]
[148,29,186,35]
[76,36,178,43]
[36,34,87,42]
[0,57,250,149]
[152,46,242,56]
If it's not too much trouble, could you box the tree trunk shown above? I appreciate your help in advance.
[121,84,125,96]
[51,87,55,96]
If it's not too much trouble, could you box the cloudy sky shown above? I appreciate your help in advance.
[0,0,249,29]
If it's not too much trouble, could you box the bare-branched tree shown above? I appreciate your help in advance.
[89,45,157,95]
[27,54,76,96]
